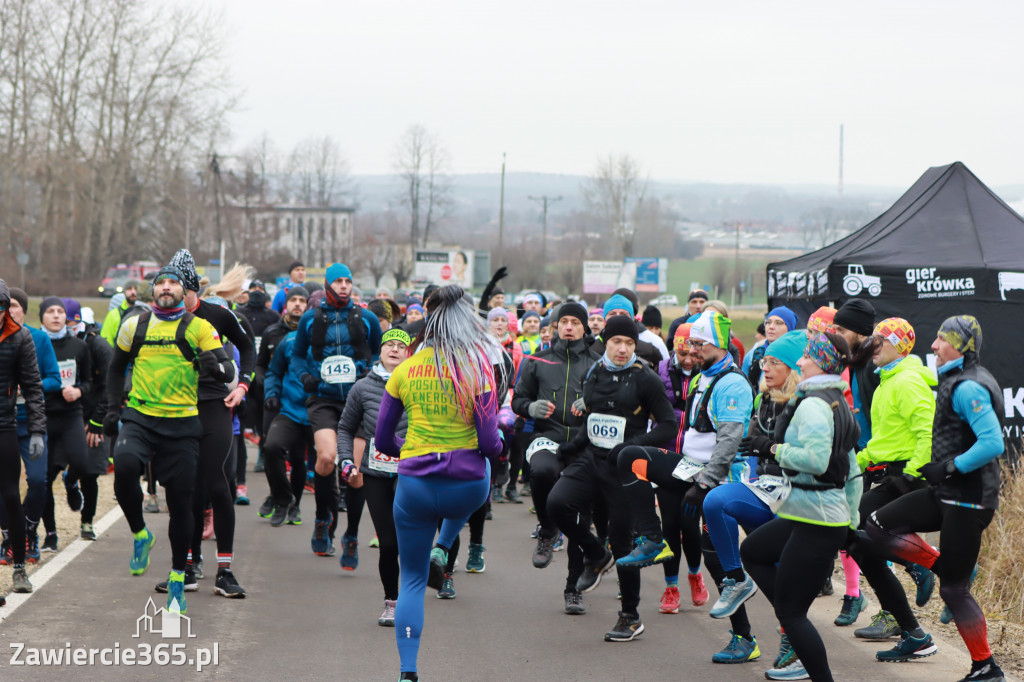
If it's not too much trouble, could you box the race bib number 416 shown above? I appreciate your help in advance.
[587,413,626,449]
[320,355,356,385]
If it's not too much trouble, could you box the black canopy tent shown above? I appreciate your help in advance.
[767,161,1024,437]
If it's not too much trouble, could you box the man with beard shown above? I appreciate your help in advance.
[100,280,141,346]
[105,266,234,614]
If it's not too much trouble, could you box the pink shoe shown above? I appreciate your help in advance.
[689,572,709,606]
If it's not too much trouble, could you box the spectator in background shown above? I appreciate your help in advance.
[375,287,393,300]
[641,305,670,360]
[271,261,306,314]
[367,300,393,333]
[746,306,797,387]
[405,304,424,325]
[99,280,141,346]
[665,288,710,342]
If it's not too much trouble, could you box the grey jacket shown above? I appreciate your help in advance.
[336,366,408,479]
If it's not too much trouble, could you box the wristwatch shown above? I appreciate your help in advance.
[769,444,780,456]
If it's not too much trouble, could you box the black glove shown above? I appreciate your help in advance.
[556,441,581,465]
[86,419,104,435]
[301,374,320,393]
[198,350,227,380]
[738,434,773,460]
[264,396,281,413]
[493,266,508,282]
[919,460,957,486]
[682,483,709,517]
[103,412,121,437]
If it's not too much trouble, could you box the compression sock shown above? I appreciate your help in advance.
[688,565,701,575]
[841,551,861,597]
[725,567,746,582]
[217,553,231,571]
[314,473,337,521]
[665,575,679,588]
[186,551,193,570]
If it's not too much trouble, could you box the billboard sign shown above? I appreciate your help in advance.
[414,250,475,288]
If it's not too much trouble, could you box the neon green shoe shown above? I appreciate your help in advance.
[130,528,155,576]
[166,571,187,614]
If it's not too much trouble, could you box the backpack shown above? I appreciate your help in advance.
[127,311,199,368]
[310,305,370,365]
[772,387,860,490]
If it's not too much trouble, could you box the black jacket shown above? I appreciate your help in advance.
[512,338,600,444]
[0,316,46,434]
[46,333,90,416]
[255,319,297,386]
[193,299,256,400]
[238,292,281,338]
[77,325,111,431]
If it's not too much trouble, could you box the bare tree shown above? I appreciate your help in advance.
[351,212,396,287]
[288,135,350,206]
[582,154,649,259]
[393,124,453,249]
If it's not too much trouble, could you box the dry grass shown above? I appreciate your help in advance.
[976,458,1024,623]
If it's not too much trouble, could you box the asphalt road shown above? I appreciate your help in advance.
[0,445,978,681]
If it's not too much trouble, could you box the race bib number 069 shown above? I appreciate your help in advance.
[320,355,357,385]
[587,413,626,449]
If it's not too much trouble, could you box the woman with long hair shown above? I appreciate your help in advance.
[374,285,505,682]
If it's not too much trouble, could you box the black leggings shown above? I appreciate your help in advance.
[262,415,311,506]
[506,430,529,492]
[43,411,89,534]
[867,487,994,662]
[191,400,236,562]
[234,433,247,486]
[742,518,848,682]
[848,476,926,633]
[655,485,703,578]
[115,455,193,572]
[363,475,400,600]
[345,483,366,538]
[0,430,25,564]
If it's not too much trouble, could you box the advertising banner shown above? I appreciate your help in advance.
[413,250,475,288]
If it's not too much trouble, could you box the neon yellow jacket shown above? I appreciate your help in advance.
[856,354,936,478]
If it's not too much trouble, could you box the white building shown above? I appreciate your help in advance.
[242,204,355,268]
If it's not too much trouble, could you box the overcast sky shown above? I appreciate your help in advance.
[200,0,1024,189]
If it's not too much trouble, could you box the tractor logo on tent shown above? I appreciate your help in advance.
[842,264,882,297]
[998,272,1024,300]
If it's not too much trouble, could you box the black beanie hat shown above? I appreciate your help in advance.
[169,249,201,292]
[288,260,304,274]
[8,286,28,312]
[285,286,309,301]
[641,305,662,328]
[834,299,876,337]
[601,314,639,344]
[612,288,639,315]
[39,296,66,320]
[689,289,709,302]
[556,301,588,328]
[0,280,8,310]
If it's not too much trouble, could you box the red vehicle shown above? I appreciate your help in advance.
[97,261,161,297]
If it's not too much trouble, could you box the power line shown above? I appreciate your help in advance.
[527,194,562,262]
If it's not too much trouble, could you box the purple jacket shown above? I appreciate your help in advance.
[658,356,696,453]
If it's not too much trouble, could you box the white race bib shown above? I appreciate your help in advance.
[587,413,626,449]
[366,437,399,474]
[320,355,357,384]
[671,454,706,482]
[743,475,792,513]
[525,437,559,464]
[58,359,77,388]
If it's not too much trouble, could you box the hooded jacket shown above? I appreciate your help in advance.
[238,290,281,337]
[856,354,937,478]
[511,337,600,444]
[264,331,309,426]
[292,298,382,402]
[0,312,47,434]
[337,366,409,479]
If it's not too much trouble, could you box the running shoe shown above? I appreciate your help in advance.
[155,569,199,593]
[709,574,758,619]
[659,586,680,614]
[258,496,274,518]
[130,528,155,575]
[63,470,84,512]
[604,611,644,642]
[379,599,396,627]
[202,508,214,540]
[25,535,41,563]
[875,631,937,662]
[311,514,335,556]
[504,488,522,504]
[166,571,187,614]
[616,536,674,569]
[144,494,160,513]
[428,547,448,590]
[41,531,57,553]
[287,504,302,525]
[688,572,709,606]
[235,485,250,506]
[437,572,455,599]
[466,543,485,573]
[340,534,359,571]
[193,558,204,579]
[959,658,1005,681]
[854,610,900,639]
[711,631,760,664]
[765,659,810,680]
[80,524,96,541]
[337,488,347,512]
[369,535,379,548]
[270,502,291,527]
[834,594,869,626]
[214,569,247,598]
[0,540,10,565]
[906,562,935,607]
[253,455,265,473]
[11,567,32,593]
[533,535,555,568]
[819,575,834,597]
[521,482,532,496]
[575,547,615,594]
[553,534,565,552]
[491,485,503,503]
[564,590,586,615]
[942,563,978,624]
[530,524,540,539]
[774,633,796,668]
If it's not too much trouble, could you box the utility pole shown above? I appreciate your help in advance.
[497,153,506,268]
[528,194,563,263]
[838,123,844,199]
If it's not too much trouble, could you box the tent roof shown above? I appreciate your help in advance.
[769,162,1024,272]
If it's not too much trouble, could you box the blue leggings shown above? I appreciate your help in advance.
[703,483,775,574]
[393,469,490,674]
